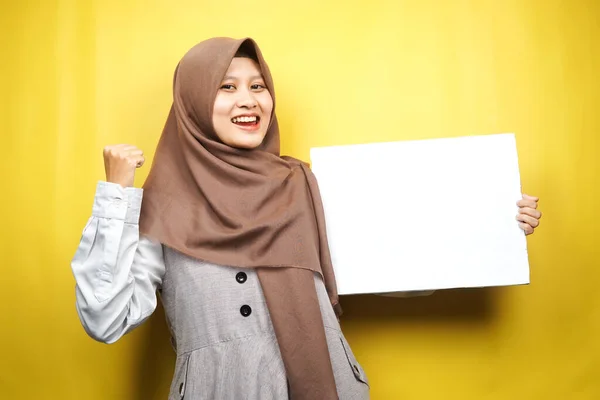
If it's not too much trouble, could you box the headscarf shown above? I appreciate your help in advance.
[139,37,341,399]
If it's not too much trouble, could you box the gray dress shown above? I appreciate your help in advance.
[71,182,370,399]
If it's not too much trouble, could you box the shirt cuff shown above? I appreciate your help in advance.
[124,186,143,224]
[92,181,144,223]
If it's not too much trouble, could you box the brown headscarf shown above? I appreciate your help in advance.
[139,37,341,399]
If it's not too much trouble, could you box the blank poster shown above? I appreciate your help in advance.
[310,133,529,295]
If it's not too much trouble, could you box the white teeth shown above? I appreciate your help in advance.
[232,116,257,123]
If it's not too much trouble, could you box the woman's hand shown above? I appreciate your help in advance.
[517,194,542,235]
[103,144,145,188]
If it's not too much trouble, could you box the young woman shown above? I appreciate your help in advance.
[71,37,542,400]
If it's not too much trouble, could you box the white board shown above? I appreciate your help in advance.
[310,133,529,295]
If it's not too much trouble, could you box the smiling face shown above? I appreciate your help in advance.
[212,57,274,149]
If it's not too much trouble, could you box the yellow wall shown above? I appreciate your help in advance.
[2,0,599,398]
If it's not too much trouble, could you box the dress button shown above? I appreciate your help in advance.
[240,305,252,317]
[236,272,247,284]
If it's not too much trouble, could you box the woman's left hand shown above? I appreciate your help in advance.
[517,194,542,235]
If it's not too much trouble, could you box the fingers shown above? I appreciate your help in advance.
[516,212,540,228]
[131,155,145,168]
[517,197,538,209]
[123,154,145,167]
[121,145,142,156]
[519,222,534,235]
[104,144,129,154]
[128,149,144,157]
[516,193,542,235]
[103,144,145,187]
[522,193,539,201]
[518,206,542,220]
[103,145,144,163]
[104,144,143,155]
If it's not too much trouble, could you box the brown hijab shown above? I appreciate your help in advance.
[139,37,341,399]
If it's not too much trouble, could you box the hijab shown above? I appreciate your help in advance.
[139,37,341,399]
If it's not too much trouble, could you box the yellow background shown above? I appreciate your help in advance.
[2,0,599,398]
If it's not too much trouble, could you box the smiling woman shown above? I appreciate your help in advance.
[71,37,371,400]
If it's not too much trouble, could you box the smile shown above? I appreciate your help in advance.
[231,115,261,132]
[231,116,259,123]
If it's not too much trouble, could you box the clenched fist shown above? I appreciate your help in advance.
[103,144,145,188]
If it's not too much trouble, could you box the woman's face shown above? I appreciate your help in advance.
[212,57,273,149]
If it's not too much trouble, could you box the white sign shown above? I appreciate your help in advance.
[310,133,529,295]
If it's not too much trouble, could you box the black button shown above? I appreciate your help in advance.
[236,272,247,284]
[240,305,252,317]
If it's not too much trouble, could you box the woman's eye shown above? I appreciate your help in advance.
[220,84,235,90]
[251,84,266,90]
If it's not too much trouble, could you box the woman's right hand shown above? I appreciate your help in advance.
[103,144,145,188]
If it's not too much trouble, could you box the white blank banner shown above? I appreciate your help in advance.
[310,133,530,295]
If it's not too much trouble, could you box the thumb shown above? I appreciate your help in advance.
[134,156,145,168]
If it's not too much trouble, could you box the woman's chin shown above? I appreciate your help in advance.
[229,134,266,150]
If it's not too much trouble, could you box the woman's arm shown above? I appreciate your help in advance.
[71,181,165,344]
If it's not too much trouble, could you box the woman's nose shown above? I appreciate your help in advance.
[236,89,257,109]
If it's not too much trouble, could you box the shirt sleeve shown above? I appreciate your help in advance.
[70,181,165,344]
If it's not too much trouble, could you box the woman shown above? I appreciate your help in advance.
[71,37,542,400]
